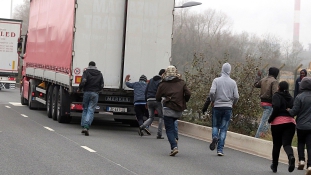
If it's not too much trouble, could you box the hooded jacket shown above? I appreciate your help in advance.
[294,69,307,98]
[268,91,294,123]
[145,75,162,101]
[209,63,239,108]
[79,66,104,92]
[254,67,279,103]
[156,76,191,112]
[289,77,311,130]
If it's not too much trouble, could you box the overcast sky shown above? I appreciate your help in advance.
[1,0,310,48]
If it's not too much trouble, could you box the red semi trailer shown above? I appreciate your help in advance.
[20,0,173,124]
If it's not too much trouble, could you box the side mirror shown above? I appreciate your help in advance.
[17,37,23,54]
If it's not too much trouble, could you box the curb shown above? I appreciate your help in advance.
[153,120,301,165]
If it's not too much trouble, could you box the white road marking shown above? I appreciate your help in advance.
[5,106,11,108]
[9,102,23,106]
[44,127,54,131]
[81,146,96,153]
[21,114,28,118]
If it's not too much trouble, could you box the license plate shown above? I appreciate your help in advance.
[107,107,127,112]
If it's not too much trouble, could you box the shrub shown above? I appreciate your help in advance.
[182,53,263,136]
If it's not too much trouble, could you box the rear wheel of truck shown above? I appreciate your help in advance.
[57,87,71,123]
[51,86,59,121]
[28,80,35,110]
[20,85,28,105]
[46,85,54,118]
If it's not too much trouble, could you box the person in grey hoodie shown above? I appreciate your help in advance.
[209,63,239,156]
[288,77,311,174]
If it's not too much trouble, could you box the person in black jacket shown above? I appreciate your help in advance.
[267,81,295,173]
[294,69,307,98]
[139,69,166,139]
[78,61,104,136]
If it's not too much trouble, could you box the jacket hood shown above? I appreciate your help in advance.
[276,91,292,101]
[268,67,279,79]
[163,76,178,82]
[301,69,307,75]
[300,77,311,91]
[86,66,101,76]
[221,63,231,76]
[152,75,162,81]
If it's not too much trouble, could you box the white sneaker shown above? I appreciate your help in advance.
[298,160,305,170]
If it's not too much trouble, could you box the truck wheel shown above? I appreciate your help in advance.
[46,85,54,118]
[20,86,28,105]
[57,87,71,123]
[51,86,59,121]
[28,81,35,110]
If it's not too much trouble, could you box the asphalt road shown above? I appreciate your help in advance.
[0,89,305,175]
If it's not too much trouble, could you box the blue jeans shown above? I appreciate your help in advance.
[212,108,232,153]
[164,116,178,150]
[255,106,273,138]
[81,92,99,129]
[175,120,178,140]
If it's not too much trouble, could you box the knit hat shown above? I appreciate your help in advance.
[166,65,177,77]
[159,69,166,76]
[139,75,147,82]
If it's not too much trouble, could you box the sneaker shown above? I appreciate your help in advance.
[156,135,164,139]
[84,130,89,136]
[270,164,277,173]
[81,128,87,134]
[209,138,218,151]
[306,167,311,175]
[138,129,144,136]
[217,152,224,156]
[170,147,178,156]
[143,128,151,135]
[298,160,305,170]
[288,156,295,172]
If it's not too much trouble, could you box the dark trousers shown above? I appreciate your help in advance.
[134,104,148,126]
[297,129,311,167]
[271,123,295,166]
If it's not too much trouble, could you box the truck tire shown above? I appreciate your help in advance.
[57,87,71,123]
[51,86,59,121]
[20,86,28,105]
[28,81,35,110]
[46,85,54,118]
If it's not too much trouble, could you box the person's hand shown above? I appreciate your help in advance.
[125,74,131,81]
[257,70,262,77]
[286,108,290,111]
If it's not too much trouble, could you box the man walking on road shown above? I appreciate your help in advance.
[139,69,166,139]
[78,61,104,136]
[156,65,191,156]
[209,63,239,156]
[254,67,279,138]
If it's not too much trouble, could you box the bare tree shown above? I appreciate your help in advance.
[13,0,30,35]
[281,41,305,71]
